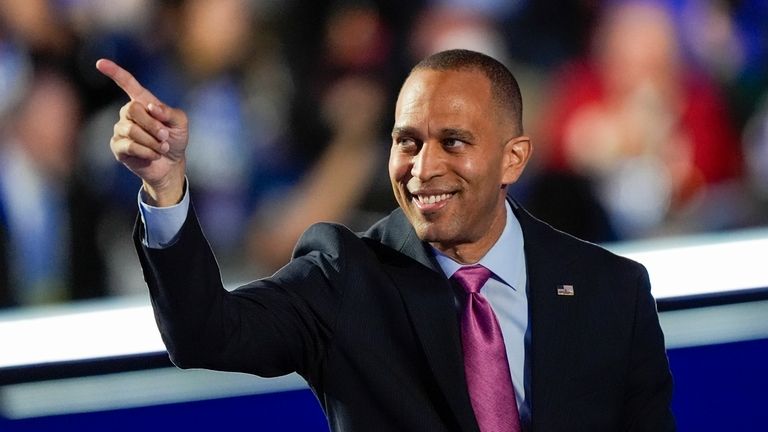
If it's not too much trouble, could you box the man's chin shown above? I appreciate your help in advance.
[403,205,452,238]
[411,220,448,243]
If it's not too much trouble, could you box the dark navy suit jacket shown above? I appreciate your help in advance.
[135,200,674,431]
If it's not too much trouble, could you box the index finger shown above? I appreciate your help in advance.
[96,59,159,106]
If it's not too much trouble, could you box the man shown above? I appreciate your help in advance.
[98,49,674,431]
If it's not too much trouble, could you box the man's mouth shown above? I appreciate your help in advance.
[414,193,452,205]
[409,191,456,211]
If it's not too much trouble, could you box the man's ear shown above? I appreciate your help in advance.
[501,135,533,185]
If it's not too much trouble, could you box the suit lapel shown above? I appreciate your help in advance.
[514,204,581,427]
[373,210,480,432]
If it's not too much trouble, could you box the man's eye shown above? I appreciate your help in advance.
[396,138,417,149]
[444,138,465,148]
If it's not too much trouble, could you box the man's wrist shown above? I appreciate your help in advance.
[139,176,190,249]
[142,166,186,207]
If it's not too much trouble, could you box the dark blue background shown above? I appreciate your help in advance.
[2,338,766,432]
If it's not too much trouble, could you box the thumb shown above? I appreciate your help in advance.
[148,102,186,128]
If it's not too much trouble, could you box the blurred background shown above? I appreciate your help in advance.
[0,0,766,430]
[1,0,767,303]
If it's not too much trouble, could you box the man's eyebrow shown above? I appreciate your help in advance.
[391,126,475,141]
[440,128,475,142]
[391,126,418,137]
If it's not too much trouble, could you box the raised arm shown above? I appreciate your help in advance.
[96,59,189,207]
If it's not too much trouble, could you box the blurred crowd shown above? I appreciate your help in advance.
[0,0,766,308]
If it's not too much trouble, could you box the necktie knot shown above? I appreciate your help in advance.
[452,264,492,294]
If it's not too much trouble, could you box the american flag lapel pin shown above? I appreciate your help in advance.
[556,284,575,296]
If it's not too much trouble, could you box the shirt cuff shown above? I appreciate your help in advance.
[137,181,190,249]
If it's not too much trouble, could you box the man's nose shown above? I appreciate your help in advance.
[411,141,446,181]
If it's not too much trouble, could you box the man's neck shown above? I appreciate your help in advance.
[430,200,508,264]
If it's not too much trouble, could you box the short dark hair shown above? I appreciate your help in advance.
[411,49,523,134]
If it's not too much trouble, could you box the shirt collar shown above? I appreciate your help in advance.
[432,199,525,290]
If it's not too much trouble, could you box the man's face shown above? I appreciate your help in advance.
[389,68,529,261]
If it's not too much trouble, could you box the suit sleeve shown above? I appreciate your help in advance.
[134,204,347,381]
[623,265,676,431]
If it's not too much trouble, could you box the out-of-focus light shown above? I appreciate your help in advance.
[0,300,164,369]
[609,228,768,299]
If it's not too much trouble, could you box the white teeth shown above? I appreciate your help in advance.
[416,193,452,205]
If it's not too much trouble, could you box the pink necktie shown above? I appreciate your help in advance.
[453,264,521,432]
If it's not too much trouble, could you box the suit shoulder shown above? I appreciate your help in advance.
[292,222,363,259]
[361,208,405,238]
[564,227,642,269]
[519,207,646,275]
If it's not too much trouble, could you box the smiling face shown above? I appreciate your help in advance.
[389,68,531,263]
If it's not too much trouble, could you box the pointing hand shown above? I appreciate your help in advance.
[96,59,189,206]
